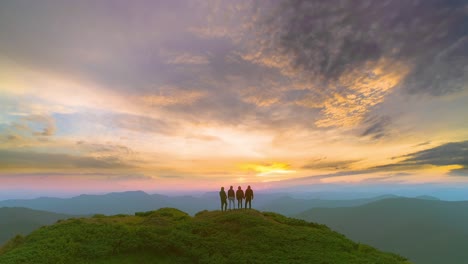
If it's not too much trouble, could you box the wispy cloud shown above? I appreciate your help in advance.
[0,149,134,170]
[302,158,360,171]
[166,53,210,65]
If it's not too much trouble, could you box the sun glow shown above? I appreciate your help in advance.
[240,162,296,177]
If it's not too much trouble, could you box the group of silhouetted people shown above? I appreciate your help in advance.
[219,185,254,211]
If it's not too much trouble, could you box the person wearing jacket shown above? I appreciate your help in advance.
[219,187,227,212]
[227,186,235,210]
[244,185,254,209]
[236,186,244,209]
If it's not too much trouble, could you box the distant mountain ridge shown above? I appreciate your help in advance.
[0,207,77,245]
[0,191,408,216]
[0,191,183,215]
[258,194,400,216]
[296,198,468,264]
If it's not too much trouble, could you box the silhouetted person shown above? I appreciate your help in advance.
[219,187,227,212]
[236,186,244,209]
[245,185,254,209]
[228,186,235,210]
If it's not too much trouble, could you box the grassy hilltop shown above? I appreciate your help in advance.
[0,208,410,264]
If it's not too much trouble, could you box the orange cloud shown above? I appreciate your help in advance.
[141,86,205,106]
[315,58,410,128]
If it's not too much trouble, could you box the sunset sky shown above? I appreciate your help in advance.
[0,0,467,198]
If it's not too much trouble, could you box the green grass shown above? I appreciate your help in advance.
[0,208,411,264]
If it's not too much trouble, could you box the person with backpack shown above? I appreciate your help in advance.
[245,185,254,209]
[236,186,244,209]
[219,187,227,212]
[228,186,235,210]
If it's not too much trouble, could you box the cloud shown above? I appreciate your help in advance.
[76,141,135,163]
[0,114,56,147]
[0,0,466,188]
[239,0,467,128]
[109,113,175,135]
[166,53,210,65]
[400,141,468,167]
[373,141,468,174]
[0,172,150,181]
[25,115,56,136]
[284,141,468,184]
[0,149,134,170]
[260,0,467,95]
[140,86,206,106]
[360,115,392,139]
[412,141,431,148]
[302,158,360,170]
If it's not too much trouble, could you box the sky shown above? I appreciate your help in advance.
[0,0,467,198]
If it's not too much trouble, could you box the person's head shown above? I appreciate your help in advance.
[238,186,241,190]
[247,185,251,189]
[221,187,224,191]
[230,186,233,189]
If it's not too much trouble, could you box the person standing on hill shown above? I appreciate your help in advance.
[245,185,254,209]
[219,187,227,212]
[228,186,235,210]
[236,186,245,209]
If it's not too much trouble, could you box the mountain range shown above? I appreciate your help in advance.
[296,198,468,264]
[0,207,76,245]
[1,191,466,263]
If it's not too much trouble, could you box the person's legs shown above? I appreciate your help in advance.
[229,198,234,210]
[245,199,251,209]
[222,200,227,211]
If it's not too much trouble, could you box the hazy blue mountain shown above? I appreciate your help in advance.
[414,195,440,200]
[296,198,468,264]
[259,194,399,216]
[0,191,404,216]
[0,191,170,215]
[0,207,75,245]
[0,191,289,215]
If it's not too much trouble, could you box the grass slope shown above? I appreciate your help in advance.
[0,208,410,264]
[0,207,76,245]
[296,198,468,264]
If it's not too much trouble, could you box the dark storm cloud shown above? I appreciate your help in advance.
[258,0,468,95]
